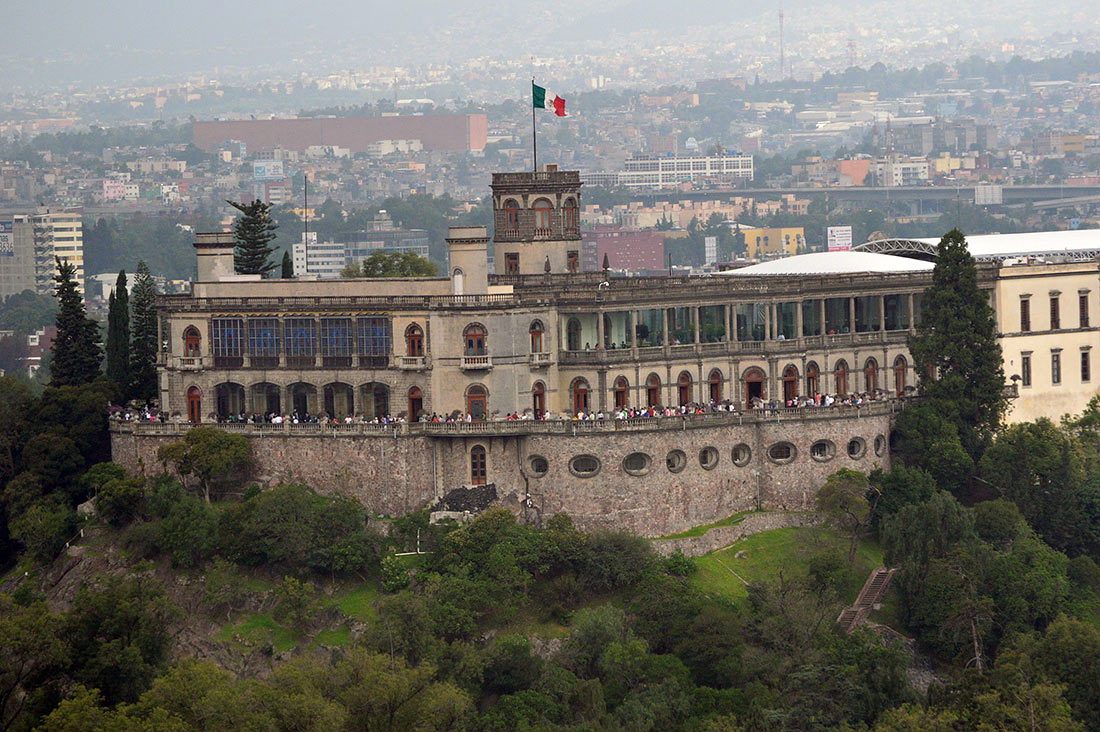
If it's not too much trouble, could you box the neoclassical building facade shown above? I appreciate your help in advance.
[125,167,1100,535]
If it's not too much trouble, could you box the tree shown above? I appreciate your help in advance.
[907,229,1008,459]
[280,250,294,279]
[0,595,67,732]
[228,199,278,276]
[816,469,872,564]
[273,576,320,633]
[105,271,130,398]
[156,427,253,503]
[50,258,101,387]
[128,261,158,403]
[979,420,1088,553]
[342,250,437,278]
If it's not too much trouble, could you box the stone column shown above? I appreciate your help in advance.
[597,311,605,349]
[819,299,826,336]
[661,308,669,348]
[907,293,915,330]
[848,297,856,334]
[879,295,886,331]
[796,301,804,340]
[764,303,771,341]
[629,311,637,348]
[730,304,739,343]
[693,306,701,344]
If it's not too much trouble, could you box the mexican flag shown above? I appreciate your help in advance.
[532,83,566,117]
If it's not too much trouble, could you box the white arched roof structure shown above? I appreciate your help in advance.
[854,229,1100,261]
[718,250,934,276]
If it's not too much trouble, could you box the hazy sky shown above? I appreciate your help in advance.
[3,0,1097,91]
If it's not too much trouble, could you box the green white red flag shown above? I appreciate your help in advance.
[532,83,566,117]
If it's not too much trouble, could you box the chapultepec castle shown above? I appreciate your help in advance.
[111,165,1100,537]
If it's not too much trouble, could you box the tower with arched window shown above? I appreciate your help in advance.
[491,167,582,275]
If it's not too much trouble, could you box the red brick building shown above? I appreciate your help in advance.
[582,226,665,272]
[193,114,488,154]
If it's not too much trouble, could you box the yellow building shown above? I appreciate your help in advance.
[32,209,84,298]
[930,152,962,176]
[994,260,1100,423]
[742,227,806,258]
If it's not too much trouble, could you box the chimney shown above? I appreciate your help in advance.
[446,226,489,295]
[193,232,236,281]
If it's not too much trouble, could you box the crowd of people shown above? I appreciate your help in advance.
[109,389,896,427]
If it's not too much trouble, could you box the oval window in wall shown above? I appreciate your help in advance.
[666,449,687,473]
[768,442,796,464]
[569,455,601,477]
[623,452,652,476]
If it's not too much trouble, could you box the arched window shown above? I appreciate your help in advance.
[361,382,390,418]
[407,386,423,421]
[614,376,629,410]
[563,198,578,230]
[323,382,354,419]
[503,199,520,233]
[452,268,464,295]
[566,317,582,351]
[864,358,878,393]
[251,382,281,415]
[405,324,424,357]
[215,382,246,420]
[677,371,693,406]
[288,382,317,417]
[187,386,202,424]
[463,323,487,356]
[834,360,849,396]
[466,384,488,419]
[532,381,546,415]
[782,365,798,403]
[744,367,765,408]
[183,326,201,357]
[806,361,820,396]
[646,373,662,408]
[533,198,553,234]
[894,356,908,396]
[529,320,544,353]
[708,369,723,403]
[470,445,487,486]
[571,378,590,414]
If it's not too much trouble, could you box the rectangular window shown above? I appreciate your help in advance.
[505,253,519,275]
[1081,293,1090,328]
[1083,351,1091,382]
[1020,298,1030,332]
[357,317,392,367]
[1052,352,1062,385]
[211,318,243,368]
[567,251,579,273]
[1050,296,1060,330]
[247,318,279,368]
[320,317,354,368]
[284,318,316,368]
[1021,354,1031,386]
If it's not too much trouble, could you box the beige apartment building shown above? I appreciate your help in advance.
[0,208,84,300]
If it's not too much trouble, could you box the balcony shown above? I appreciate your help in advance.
[174,356,204,371]
[529,352,552,367]
[397,356,427,371]
[460,355,493,370]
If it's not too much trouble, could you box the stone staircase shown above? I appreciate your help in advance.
[836,567,896,633]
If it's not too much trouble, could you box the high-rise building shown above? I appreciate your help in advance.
[0,208,84,300]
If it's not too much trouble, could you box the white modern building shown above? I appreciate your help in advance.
[582,153,754,189]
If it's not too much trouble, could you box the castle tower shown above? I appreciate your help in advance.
[491,164,582,275]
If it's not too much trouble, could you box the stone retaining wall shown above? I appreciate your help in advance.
[652,512,823,557]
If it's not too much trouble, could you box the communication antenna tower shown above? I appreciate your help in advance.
[847,39,856,69]
[778,8,785,78]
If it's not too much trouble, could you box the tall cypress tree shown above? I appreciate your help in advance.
[105,269,130,397]
[908,229,1007,458]
[228,199,278,276]
[129,261,159,403]
[50,258,101,387]
[281,250,294,279]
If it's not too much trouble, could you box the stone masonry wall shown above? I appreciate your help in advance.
[112,407,891,539]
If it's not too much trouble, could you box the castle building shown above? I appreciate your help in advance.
[111,168,1100,537]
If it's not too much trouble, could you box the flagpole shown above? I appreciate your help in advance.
[531,78,537,172]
